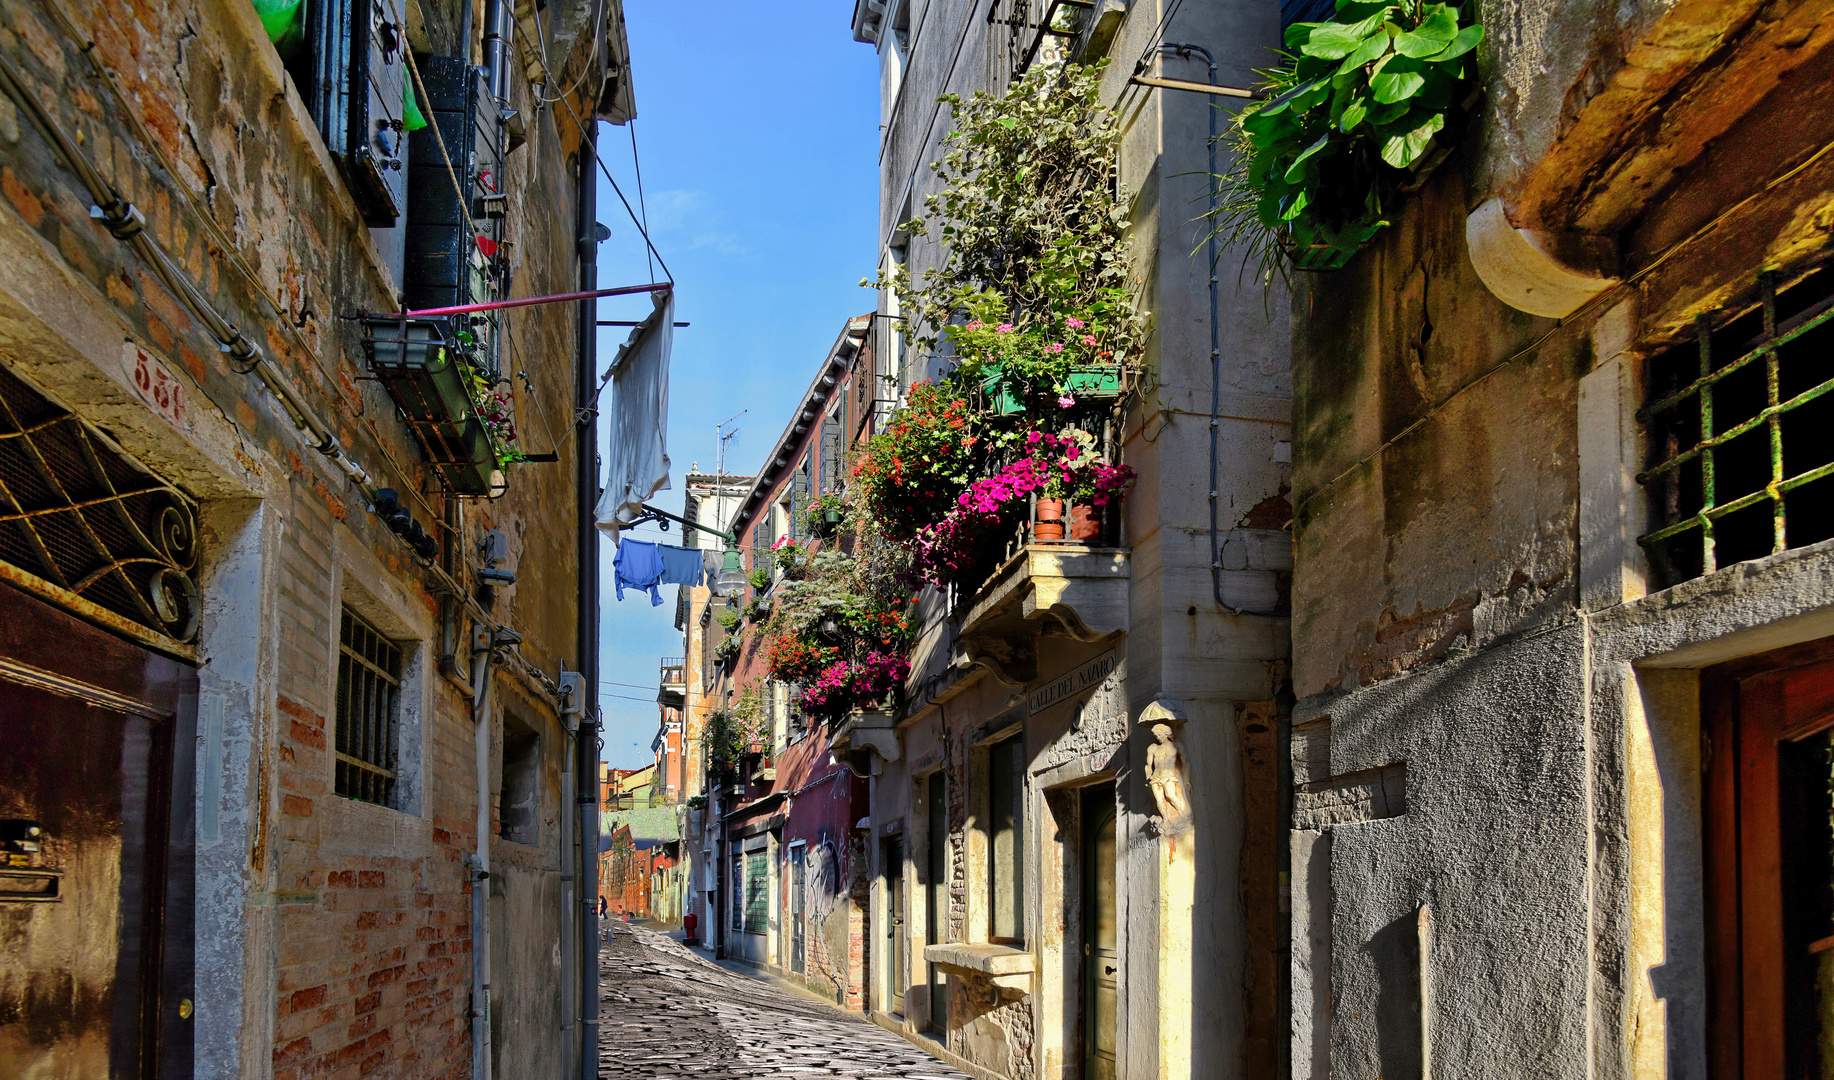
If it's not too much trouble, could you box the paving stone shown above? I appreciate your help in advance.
[596,924,971,1080]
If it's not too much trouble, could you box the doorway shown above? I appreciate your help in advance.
[1081,785,1118,1080]
[925,772,948,1034]
[884,834,906,1015]
[789,843,806,975]
[0,580,196,1076]
[1704,640,1834,1079]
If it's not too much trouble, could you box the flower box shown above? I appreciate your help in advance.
[1064,364,1122,399]
[982,363,1122,413]
[418,419,498,496]
[363,317,471,422]
[981,365,1028,416]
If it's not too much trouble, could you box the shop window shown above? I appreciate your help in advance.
[1639,264,1834,584]
[335,608,402,806]
[731,851,745,932]
[988,733,1026,944]
[1705,644,1834,1078]
[499,712,540,845]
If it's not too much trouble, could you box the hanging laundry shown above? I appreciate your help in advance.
[701,548,722,578]
[657,544,703,588]
[613,538,665,605]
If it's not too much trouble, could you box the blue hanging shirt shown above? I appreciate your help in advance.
[657,544,704,588]
[614,539,665,605]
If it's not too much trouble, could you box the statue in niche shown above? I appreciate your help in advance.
[1144,722,1192,834]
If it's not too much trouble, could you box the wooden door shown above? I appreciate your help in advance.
[0,581,195,1077]
[789,844,806,975]
[1705,640,1834,1079]
[926,772,949,1034]
[885,835,906,1015]
[1083,787,1118,1080]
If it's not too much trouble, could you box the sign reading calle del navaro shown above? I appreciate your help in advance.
[1027,648,1119,715]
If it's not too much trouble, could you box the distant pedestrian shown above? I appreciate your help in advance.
[597,895,607,920]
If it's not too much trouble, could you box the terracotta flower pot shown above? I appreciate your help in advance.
[1070,503,1101,542]
[1035,498,1066,541]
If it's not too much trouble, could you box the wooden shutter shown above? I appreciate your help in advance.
[303,0,408,225]
[822,413,844,493]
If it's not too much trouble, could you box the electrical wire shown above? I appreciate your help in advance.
[548,89,676,284]
[629,120,655,282]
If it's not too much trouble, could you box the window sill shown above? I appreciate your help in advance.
[922,942,1033,992]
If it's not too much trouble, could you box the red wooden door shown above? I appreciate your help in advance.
[1705,641,1834,1079]
[0,581,195,1077]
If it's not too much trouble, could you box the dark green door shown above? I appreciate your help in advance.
[1083,787,1118,1080]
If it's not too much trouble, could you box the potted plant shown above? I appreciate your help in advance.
[1206,1,1484,277]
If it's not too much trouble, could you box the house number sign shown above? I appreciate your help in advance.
[1027,648,1119,715]
[128,342,186,430]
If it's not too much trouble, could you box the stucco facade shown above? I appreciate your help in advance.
[1284,2,1834,1078]
[850,3,1293,1079]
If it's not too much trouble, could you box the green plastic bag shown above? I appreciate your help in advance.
[253,0,305,60]
[403,71,429,131]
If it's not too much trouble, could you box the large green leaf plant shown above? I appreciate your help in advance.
[1209,0,1482,276]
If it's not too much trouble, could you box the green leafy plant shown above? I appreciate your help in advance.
[867,61,1146,396]
[747,564,772,591]
[1207,0,1483,276]
[801,493,847,536]
[715,607,743,632]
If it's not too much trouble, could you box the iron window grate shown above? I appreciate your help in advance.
[1638,266,1834,583]
[0,360,200,642]
[336,608,402,806]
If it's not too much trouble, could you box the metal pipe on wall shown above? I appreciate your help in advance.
[482,0,511,104]
[469,636,496,1080]
[575,116,603,1080]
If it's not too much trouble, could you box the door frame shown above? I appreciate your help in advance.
[1703,638,1834,1079]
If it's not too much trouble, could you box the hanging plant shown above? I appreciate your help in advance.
[1207,1,1483,277]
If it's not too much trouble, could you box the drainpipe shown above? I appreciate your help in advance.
[468,632,497,1080]
[482,0,511,105]
[576,116,603,1080]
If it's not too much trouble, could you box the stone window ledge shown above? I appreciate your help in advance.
[923,942,1034,992]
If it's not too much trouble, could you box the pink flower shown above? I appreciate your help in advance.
[1046,342,1065,354]
[1058,394,1076,408]
[1065,317,1085,329]
[1081,335,1098,346]
[965,320,983,331]
[996,323,1015,334]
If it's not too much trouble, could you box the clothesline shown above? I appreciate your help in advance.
[611,536,721,606]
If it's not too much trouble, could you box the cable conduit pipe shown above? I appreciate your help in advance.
[468,638,497,1080]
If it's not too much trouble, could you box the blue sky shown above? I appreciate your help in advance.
[589,3,881,767]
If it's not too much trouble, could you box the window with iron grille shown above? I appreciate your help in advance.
[336,608,403,806]
[1638,265,1834,585]
[744,850,770,935]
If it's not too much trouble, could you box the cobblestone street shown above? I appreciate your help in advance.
[596,923,971,1079]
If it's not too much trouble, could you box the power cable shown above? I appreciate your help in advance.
[629,119,655,282]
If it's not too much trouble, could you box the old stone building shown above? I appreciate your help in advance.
[848,3,1292,1079]
[0,0,637,1076]
[1283,1,1834,1078]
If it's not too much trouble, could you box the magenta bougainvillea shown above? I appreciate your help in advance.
[910,429,1134,586]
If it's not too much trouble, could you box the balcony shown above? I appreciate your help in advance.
[923,942,1034,993]
[953,542,1129,687]
[658,657,686,702]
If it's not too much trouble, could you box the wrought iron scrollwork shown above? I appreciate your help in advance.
[0,362,201,643]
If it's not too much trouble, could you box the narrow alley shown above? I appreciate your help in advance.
[596,924,971,1080]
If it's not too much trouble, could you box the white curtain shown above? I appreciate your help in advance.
[594,289,673,541]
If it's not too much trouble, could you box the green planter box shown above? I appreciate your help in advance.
[1065,365,1122,398]
[980,365,1027,415]
[363,318,474,423]
[421,418,497,496]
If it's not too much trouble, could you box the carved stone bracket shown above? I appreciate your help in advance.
[956,545,1129,676]
[830,708,900,762]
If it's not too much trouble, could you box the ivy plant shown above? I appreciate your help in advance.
[1208,0,1483,276]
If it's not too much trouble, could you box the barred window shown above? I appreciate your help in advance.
[1639,265,1834,585]
[336,608,402,806]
